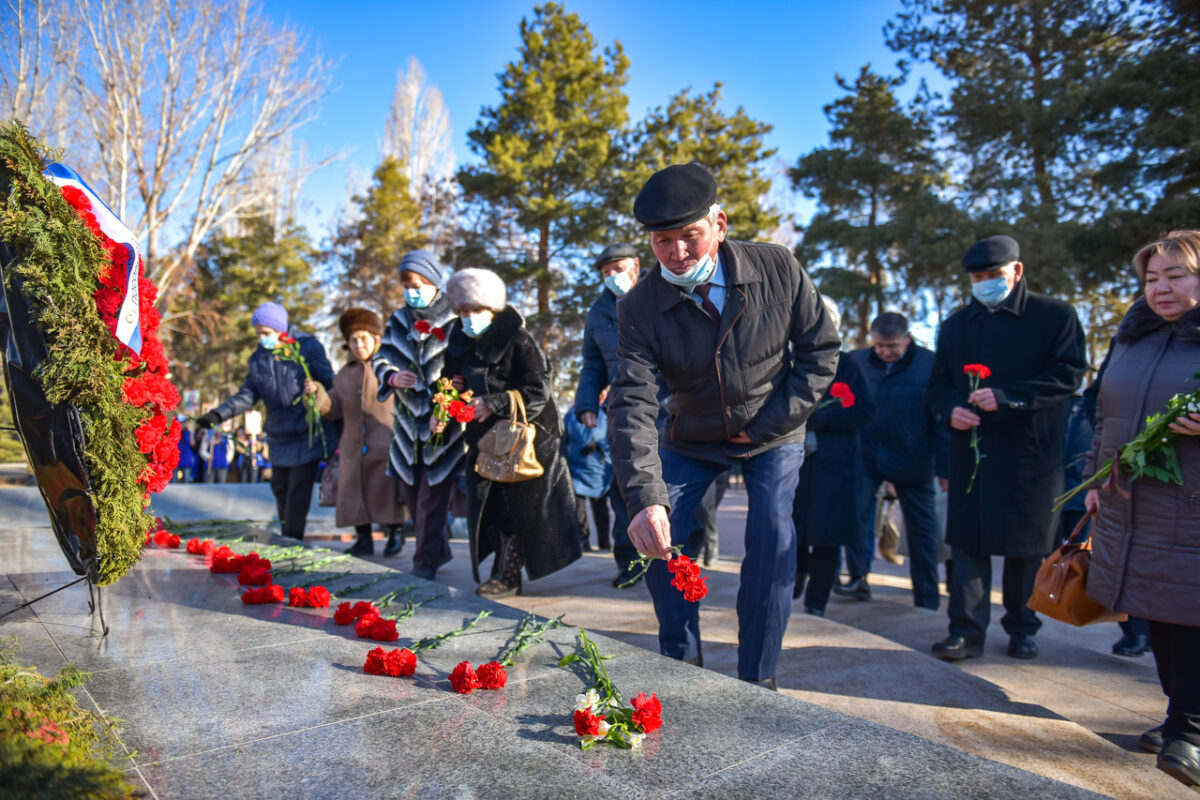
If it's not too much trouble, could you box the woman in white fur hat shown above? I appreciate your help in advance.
[431,268,582,597]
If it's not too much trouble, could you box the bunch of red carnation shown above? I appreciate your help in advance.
[448,660,508,694]
[363,646,417,677]
[288,586,332,608]
[59,185,180,498]
[667,554,708,602]
[241,584,284,604]
[630,692,663,733]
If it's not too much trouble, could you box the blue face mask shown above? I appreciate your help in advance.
[405,286,438,309]
[659,251,718,289]
[603,271,634,297]
[461,312,492,338]
[971,276,1012,307]
[258,332,279,351]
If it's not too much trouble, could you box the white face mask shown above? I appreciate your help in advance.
[659,251,718,289]
[405,286,438,309]
[603,271,634,297]
[462,312,492,338]
[258,332,279,351]
[971,276,1012,307]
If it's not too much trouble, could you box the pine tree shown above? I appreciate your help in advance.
[457,2,629,327]
[330,156,429,316]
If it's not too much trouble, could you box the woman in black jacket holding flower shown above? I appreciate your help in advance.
[432,268,581,597]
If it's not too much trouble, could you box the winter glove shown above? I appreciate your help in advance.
[196,411,221,429]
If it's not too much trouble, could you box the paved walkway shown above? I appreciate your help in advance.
[305,485,1189,800]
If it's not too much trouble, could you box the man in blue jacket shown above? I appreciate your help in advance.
[843,312,948,610]
[198,301,335,540]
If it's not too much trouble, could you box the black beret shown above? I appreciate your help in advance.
[593,242,637,270]
[633,163,717,231]
[962,235,1020,271]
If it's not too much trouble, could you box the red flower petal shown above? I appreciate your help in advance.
[449,661,481,694]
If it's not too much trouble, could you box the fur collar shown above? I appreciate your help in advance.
[1116,296,1200,344]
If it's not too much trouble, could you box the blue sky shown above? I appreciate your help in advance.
[265,0,932,239]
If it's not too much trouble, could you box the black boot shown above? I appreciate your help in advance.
[346,527,374,556]
[383,525,405,557]
[1111,632,1151,657]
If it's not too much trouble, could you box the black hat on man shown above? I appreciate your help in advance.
[633,163,717,231]
[962,235,1020,272]
[593,242,637,271]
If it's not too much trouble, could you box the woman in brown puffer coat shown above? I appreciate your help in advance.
[1084,230,1200,790]
[307,308,407,556]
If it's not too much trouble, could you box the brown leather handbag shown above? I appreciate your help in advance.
[474,390,544,483]
[1026,509,1126,626]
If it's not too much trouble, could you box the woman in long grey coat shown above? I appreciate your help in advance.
[432,268,581,598]
[308,308,406,556]
[1085,230,1200,789]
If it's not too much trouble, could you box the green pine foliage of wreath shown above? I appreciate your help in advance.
[0,121,152,586]
[0,638,135,799]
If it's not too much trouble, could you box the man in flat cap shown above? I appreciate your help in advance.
[609,163,840,688]
[927,235,1087,661]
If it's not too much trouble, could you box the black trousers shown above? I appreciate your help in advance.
[947,548,1043,641]
[796,544,839,612]
[400,461,454,573]
[1149,620,1200,746]
[575,494,611,549]
[269,460,320,540]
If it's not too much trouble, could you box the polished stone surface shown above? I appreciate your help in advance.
[0,528,1109,799]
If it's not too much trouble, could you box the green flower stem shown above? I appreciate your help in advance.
[617,544,684,588]
[383,592,443,623]
[965,373,983,495]
[498,613,565,667]
[332,572,404,598]
[282,570,349,589]
[411,610,490,653]
[558,629,622,706]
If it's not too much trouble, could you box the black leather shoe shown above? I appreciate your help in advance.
[1112,632,1152,657]
[738,675,778,691]
[1140,723,1165,754]
[832,576,871,601]
[345,532,374,556]
[805,606,825,617]
[382,527,405,557]
[1158,738,1200,788]
[932,636,984,661]
[1007,634,1039,660]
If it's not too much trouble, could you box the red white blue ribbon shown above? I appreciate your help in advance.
[43,162,143,355]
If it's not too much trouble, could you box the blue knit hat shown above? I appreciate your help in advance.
[250,301,288,333]
[398,249,447,287]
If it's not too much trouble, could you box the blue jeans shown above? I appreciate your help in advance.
[848,472,941,609]
[649,443,804,680]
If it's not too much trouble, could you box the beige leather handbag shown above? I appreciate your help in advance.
[474,390,544,483]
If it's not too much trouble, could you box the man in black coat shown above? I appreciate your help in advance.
[928,235,1087,661]
[575,242,644,585]
[609,163,840,688]
[843,312,948,609]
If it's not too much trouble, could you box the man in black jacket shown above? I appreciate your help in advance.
[928,235,1087,661]
[843,312,948,609]
[609,164,840,688]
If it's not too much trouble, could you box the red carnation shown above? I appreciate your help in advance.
[239,565,271,585]
[307,586,332,608]
[829,381,855,408]
[241,584,284,604]
[355,613,381,637]
[413,320,432,335]
[963,363,992,380]
[476,661,508,690]
[186,538,215,555]
[165,533,181,548]
[352,601,377,619]
[449,661,482,694]
[333,602,357,625]
[288,587,307,607]
[630,692,663,733]
[364,646,388,675]
[667,554,709,602]
[385,648,417,677]
[369,617,398,642]
[431,327,447,341]
[573,708,606,737]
